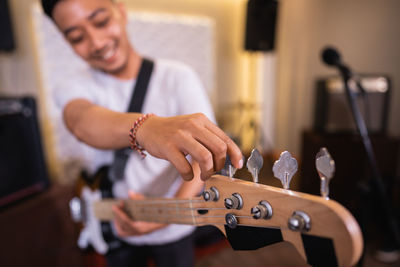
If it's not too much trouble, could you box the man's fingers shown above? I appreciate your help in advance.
[179,134,214,181]
[139,113,243,181]
[128,191,145,200]
[112,205,130,222]
[191,128,227,173]
[166,147,194,181]
[205,122,243,169]
[112,205,134,236]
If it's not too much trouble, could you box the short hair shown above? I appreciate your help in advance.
[41,0,115,19]
[41,0,62,19]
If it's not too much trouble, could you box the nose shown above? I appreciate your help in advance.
[86,27,108,54]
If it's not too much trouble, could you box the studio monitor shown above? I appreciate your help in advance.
[0,0,16,51]
[313,75,390,134]
[0,96,49,207]
[244,0,278,52]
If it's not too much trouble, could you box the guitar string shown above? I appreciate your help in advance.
[92,201,258,215]
[129,213,254,220]
[94,200,261,222]
[96,202,256,219]
[126,205,227,211]
[92,202,280,227]
[103,201,256,213]
[105,199,205,204]
[123,206,255,220]
[115,213,274,229]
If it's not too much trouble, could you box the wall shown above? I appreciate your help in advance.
[275,0,400,155]
[0,0,39,98]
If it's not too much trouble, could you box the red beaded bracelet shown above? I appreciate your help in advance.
[129,113,154,158]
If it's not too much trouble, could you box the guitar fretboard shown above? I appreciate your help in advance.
[93,197,217,226]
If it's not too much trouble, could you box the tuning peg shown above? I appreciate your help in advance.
[315,147,335,199]
[246,148,263,183]
[272,151,298,189]
[220,155,237,178]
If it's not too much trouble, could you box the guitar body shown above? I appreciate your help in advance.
[72,166,122,254]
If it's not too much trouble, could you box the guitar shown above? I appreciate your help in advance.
[70,174,363,267]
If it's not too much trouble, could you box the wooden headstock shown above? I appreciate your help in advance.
[198,175,363,267]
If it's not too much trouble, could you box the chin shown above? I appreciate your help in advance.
[104,62,129,76]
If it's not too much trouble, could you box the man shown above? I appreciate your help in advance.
[41,0,243,266]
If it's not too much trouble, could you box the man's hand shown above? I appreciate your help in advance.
[136,113,243,181]
[63,100,242,181]
[112,192,166,237]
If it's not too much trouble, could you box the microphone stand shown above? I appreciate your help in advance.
[338,66,400,256]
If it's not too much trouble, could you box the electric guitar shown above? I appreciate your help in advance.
[70,173,363,267]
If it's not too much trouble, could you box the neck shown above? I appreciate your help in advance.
[107,47,142,80]
[93,197,215,226]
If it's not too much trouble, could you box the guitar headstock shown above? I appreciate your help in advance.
[200,174,363,267]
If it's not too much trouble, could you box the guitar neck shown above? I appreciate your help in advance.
[86,174,363,266]
[93,197,211,226]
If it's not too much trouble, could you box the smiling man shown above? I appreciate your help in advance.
[52,0,137,78]
[41,0,243,266]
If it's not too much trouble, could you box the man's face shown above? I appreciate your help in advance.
[52,0,131,75]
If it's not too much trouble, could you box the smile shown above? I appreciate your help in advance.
[102,47,116,61]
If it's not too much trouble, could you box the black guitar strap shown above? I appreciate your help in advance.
[108,58,154,182]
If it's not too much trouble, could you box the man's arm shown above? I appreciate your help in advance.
[64,98,243,181]
[63,98,137,149]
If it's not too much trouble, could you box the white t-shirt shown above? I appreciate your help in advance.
[54,59,215,245]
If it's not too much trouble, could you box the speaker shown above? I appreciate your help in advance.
[0,97,49,207]
[313,75,390,134]
[244,0,278,51]
[0,0,15,51]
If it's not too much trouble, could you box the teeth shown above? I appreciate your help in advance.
[103,49,115,60]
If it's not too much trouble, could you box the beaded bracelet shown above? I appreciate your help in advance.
[129,113,154,158]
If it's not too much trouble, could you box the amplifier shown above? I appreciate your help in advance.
[313,75,390,134]
[0,96,49,207]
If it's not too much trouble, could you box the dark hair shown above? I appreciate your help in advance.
[41,0,62,18]
[42,0,115,19]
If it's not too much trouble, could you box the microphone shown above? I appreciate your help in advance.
[321,47,341,66]
[320,46,400,250]
[321,46,352,78]
[322,46,367,97]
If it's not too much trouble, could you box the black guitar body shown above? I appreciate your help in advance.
[80,165,124,252]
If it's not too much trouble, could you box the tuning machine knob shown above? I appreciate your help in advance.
[202,186,219,202]
[288,211,311,232]
[251,200,273,220]
[224,193,243,210]
[225,213,238,229]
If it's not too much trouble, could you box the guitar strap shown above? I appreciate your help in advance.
[108,58,154,182]
[98,58,154,253]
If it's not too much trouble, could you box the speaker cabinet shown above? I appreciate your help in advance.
[0,97,49,207]
[314,75,390,134]
[0,0,15,51]
[244,0,278,51]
